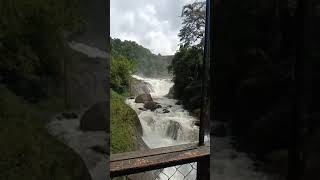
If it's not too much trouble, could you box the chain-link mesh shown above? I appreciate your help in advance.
[111,162,197,180]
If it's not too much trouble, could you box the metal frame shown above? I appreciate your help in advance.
[110,143,210,178]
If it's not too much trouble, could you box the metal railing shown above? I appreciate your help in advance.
[110,143,210,180]
[111,162,197,180]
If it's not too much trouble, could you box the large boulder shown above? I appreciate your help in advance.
[130,78,153,96]
[135,94,153,103]
[163,109,170,113]
[143,101,160,111]
[80,101,108,131]
[166,86,175,99]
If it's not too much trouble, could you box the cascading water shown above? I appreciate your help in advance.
[126,75,278,180]
[126,75,202,179]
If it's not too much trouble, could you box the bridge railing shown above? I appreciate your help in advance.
[110,143,210,180]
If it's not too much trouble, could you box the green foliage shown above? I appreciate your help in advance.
[110,90,138,154]
[111,38,172,77]
[110,55,135,94]
[0,87,89,180]
[179,1,206,47]
[169,1,206,101]
[169,46,203,98]
[0,0,86,101]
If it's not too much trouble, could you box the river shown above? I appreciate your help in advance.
[126,75,281,180]
[126,75,207,179]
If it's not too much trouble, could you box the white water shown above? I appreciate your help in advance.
[126,75,204,179]
[127,75,281,180]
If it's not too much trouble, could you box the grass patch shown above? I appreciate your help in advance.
[0,86,90,180]
[110,90,139,154]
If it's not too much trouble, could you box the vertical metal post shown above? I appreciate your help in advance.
[290,0,312,179]
[197,157,210,180]
[199,0,210,146]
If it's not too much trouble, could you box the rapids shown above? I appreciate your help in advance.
[126,75,201,179]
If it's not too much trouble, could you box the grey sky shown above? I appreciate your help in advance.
[111,0,193,55]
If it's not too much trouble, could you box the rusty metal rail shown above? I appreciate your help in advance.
[110,143,210,179]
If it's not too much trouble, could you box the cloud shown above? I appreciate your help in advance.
[111,0,193,55]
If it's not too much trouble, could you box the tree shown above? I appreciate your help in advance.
[169,1,206,102]
[179,1,206,47]
[111,38,172,77]
[110,55,135,94]
[168,46,203,98]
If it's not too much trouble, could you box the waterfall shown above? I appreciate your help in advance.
[126,75,202,179]
[126,75,283,180]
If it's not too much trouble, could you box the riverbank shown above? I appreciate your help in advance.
[110,90,147,153]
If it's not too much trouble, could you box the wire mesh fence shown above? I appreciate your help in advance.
[111,162,197,180]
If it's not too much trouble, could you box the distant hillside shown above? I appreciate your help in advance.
[111,38,172,78]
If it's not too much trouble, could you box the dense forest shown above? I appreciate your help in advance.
[168,2,207,120]
[110,37,173,95]
[111,38,172,78]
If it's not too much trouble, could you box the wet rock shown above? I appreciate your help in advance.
[129,96,135,99]
[166,121,182,140]
[135,94,153,103]
[130,78,153,96]
[163,109,170,113]
[138,107,147,111]
[62,112,78,119]
[144,101,159,111]
[166,86,175,99]
[80,101,108,131]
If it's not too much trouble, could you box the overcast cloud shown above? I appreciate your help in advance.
[111,0,194,55]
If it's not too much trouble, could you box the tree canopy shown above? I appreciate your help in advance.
[169,1,206,103]
[179,1,206,47]
[111,38,172,78]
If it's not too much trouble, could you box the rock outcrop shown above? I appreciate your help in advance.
[143,101,161,111]
[135,94,153,103]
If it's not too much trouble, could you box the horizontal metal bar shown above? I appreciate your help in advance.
[111,143,205,161]
[110,143,210,177]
